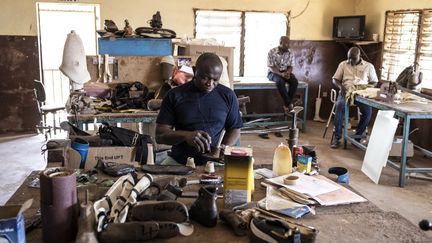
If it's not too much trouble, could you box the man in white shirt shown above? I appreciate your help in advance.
[331,47,378,148]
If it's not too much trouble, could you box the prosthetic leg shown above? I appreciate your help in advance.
[313,84,325,122]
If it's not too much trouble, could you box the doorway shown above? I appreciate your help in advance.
[36,2,100,126]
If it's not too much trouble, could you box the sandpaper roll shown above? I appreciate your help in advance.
[40,167,78,243]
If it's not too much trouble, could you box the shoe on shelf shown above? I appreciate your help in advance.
[330,139,341,149]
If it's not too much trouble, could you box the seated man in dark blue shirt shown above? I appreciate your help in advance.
[156,52,243,165]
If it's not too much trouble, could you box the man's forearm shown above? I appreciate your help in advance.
[269,66,284,76]
[332,78,343,90]
[221,128,241,146]
[155,128,188,145]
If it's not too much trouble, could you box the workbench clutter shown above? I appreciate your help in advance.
[97,11,176,39]
[29,141,371,243]
[66,123,154,170]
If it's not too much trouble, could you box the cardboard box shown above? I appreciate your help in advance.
[0,199,32,243]
[389,137,414,157]
[176,44,234,88]
[67,146,137,170]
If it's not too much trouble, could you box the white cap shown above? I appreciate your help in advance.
[179,65,194,75]
[160,55,175,65]
[59,31,91,84]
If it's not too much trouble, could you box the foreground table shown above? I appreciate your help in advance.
[7,169,430,242]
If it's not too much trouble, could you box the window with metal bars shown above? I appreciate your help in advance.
[382,9,432,88]
[194,10,289,80]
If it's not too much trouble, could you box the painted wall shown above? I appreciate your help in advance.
[355,0,432,40]
[1,0,354,40]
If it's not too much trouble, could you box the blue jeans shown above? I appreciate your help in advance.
[267,72,298,107]
[334,94,372,141]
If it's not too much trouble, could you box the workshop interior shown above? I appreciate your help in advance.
[1,0,432,242]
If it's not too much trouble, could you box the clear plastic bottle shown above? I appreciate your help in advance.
[272,142,293,176]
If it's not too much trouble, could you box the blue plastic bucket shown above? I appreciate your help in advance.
[71,138,89,169]
[328,166,349,184]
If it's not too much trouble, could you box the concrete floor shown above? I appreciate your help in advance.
[0,122,431,237]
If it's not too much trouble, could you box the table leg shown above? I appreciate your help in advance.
[343,102,349,149]
[399,115,410,187]
[302,85,308,132]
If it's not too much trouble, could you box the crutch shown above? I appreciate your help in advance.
[323,89,337,138]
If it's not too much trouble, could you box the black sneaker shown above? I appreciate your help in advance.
[250,217,301,243]
[331,139,341,149]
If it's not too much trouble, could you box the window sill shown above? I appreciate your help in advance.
[233,76,269,84]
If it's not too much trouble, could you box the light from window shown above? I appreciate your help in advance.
[195,10,287,79]
[382,10,432,89]
[381,11,419,82]
[418,10,432,88]
[244,12,287,78]
[195,10,242,75]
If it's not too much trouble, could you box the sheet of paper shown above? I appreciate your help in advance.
[313,175,367,206]
[266,172,340,197]
[361,110,399,184]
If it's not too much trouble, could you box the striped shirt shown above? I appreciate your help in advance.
[267,47,294,72]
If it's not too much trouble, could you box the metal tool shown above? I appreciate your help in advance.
[287,106,304,154]
[202,129,226,161]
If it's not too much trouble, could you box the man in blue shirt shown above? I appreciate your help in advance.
[156,53,243,165]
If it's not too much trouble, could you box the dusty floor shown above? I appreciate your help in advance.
[0,121,431,239]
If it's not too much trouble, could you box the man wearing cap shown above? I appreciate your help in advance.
[156,52,243,165]
[267,36,298,112]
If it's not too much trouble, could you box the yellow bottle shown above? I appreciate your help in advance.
[272,143,293,176]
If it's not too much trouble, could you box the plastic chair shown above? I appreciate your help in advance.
[33,80,65,138]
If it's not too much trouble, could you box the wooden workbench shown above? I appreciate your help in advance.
[7,169,430,242]
[67,110,159,132]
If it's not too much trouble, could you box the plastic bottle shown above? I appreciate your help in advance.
[272,143,293,176]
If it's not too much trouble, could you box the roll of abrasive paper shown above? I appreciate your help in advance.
[40,167,78,243]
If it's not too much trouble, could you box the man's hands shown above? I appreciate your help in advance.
[184,130,212,153]
[281,66,293,79]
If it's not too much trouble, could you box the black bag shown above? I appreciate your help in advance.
[95,159,136,177]
[98,123,153,165]
[395,65,423,89]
